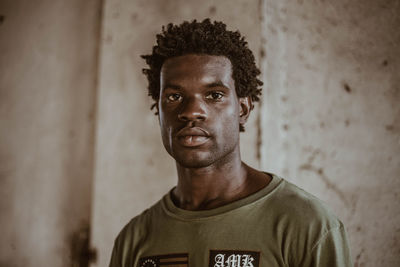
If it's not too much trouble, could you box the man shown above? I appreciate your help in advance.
[109,19,352,267]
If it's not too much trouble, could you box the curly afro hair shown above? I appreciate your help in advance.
[141,19,263,131]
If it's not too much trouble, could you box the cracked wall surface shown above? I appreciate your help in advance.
[91,1,399,266]
[90,1,262,266]
[1,0,399,266]
[0,0,101,266]
[260,0,400,266]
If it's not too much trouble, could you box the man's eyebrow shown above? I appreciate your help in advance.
[205,81,229,89]
[163,83,182,90]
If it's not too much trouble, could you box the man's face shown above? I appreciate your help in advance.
[158,54,249,168]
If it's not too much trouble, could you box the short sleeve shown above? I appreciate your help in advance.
[302,222,353,267]
[109,239,121,267]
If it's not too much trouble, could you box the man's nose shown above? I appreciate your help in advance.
[177,96,207,122]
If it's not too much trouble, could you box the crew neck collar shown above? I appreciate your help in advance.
[161,173,283,221]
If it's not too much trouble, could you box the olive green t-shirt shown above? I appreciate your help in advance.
[109,174,352,267]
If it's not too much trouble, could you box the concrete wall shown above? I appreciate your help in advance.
[91,1,399,266]
[90,1,262,266]
[1,0,398,266]
[261,0,400,266]
[0,0,101,266]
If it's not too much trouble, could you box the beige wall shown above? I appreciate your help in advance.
[91,1,400,266]
[0,0,101,266]
[90,0,262,266]
[261,0,400,266]
[1,0,399,266]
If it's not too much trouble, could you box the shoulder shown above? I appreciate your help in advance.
[115,209,149,243]
[112,199,163,256]
[269,176,341,231]
[265,176,351,265]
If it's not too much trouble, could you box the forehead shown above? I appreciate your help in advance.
[160,54,233,86]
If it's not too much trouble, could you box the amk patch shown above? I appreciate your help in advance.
[138,253,189,267]
[208,250,260,267]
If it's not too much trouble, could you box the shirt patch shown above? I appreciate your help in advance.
[209,250,260,267]
[138,253,189,267]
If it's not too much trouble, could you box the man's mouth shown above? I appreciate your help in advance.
[175,127,210,147]
[177,135,210,147]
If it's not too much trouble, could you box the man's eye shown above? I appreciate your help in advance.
[167,93,182,102]
[206,92,224,100]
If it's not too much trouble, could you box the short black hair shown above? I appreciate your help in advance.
[141,19,263,131]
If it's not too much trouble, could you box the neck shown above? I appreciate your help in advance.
[172,149,253,210]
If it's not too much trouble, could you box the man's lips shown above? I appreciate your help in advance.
[175,127,210,147]
[177,135,210,147]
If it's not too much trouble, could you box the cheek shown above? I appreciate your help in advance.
[214,105,240,136]
[158,113,172,140]
[219,102,240,123]
[158,107,173,127]
[159,120,175,155]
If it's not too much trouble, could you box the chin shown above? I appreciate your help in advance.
[177,160,213,169]
[173,153,216,169]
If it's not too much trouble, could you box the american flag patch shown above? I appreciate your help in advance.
[138,253,189,267]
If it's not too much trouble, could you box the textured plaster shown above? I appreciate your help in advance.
[0,0,101,266]
[90,1,261,266]
[261,0,400,266]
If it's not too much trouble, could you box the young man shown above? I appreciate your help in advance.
[109,19,352,267]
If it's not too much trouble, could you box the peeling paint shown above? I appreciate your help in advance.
[209,6,217,15]
[69,223,97,267]
[259,47,266,58]
[385,124,394,131]
[343,82,352,93]
[0,0,102,265]
[354,248,365,267]
[298,150,349,205]
[260,0,400,265]
[131,13,138,21]
[299,163,349,206]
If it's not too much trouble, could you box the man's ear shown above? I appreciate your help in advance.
[239,96,253,125]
